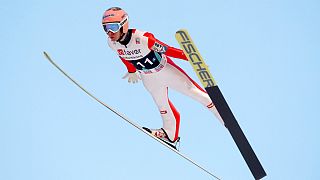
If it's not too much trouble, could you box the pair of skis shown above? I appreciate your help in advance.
[43,29,266,180]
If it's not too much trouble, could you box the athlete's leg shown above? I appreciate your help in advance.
[141,74,180,142]
[165,59,224,125]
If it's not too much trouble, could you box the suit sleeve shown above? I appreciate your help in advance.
[120,57,137,73]
[143,32,188,61]
[107,39,136,73]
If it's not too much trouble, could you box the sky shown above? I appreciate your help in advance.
[1,0,320,180]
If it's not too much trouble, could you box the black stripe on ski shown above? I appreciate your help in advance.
[205,86,267,180]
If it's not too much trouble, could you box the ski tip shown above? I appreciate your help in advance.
[43,51,52,61]
[176,28,188,33]
[43,51,49,57]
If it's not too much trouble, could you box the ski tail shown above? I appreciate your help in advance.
[206,86,267,180]
[175,30,266,180]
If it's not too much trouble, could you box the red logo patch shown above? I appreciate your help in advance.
[117,49,124,55]
[135,38,140,44]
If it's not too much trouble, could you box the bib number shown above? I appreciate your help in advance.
[130,51,162,70]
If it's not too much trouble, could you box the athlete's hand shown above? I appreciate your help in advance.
[122,72,141,83]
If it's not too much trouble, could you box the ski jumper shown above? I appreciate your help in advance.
[107,29,223,142]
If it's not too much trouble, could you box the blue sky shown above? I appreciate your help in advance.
[1,0,319,179]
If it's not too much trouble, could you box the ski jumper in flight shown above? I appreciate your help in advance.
[102,7,224,146]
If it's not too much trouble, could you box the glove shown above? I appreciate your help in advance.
[122,72,141,83]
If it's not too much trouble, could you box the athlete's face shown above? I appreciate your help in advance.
[107,31,121,41]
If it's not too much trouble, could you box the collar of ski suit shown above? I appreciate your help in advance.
[118,29,133,46]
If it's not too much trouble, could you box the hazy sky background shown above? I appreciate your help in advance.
[1,0,319,179]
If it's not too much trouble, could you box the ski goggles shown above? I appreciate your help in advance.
[102,17,128,33]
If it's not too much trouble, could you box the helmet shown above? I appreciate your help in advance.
[102,7,129,33]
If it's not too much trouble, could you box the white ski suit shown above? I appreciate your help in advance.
[107,29,223,142]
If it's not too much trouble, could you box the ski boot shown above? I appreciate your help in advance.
[142,127,180,150]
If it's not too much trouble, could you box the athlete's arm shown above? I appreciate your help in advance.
[120,57,137,73]
[144,32,188,61]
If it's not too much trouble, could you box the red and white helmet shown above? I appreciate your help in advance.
[102,7,129,33]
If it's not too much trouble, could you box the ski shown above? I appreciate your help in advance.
[43,51,221,180]
[175,29,267,180]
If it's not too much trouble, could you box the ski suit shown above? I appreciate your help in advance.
[107,29,223,142]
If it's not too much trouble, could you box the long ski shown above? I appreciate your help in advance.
[175,29,267,180]
[43,51,221,180]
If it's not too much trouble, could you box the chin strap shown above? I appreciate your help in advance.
[117,29,132,47]
[118,33,126,42]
